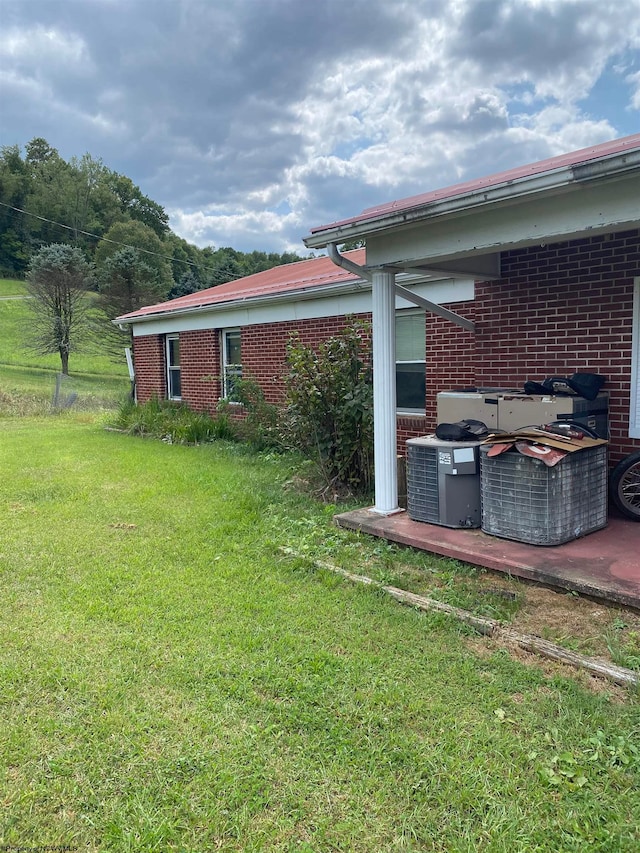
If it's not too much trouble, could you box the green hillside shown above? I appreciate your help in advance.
[0,279,27,297]
[0,277,129,414]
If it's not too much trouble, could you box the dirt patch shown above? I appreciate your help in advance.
[465,634,631,701]
[506,580,640,656]
[464,571,640,694]
[387,558,640,693]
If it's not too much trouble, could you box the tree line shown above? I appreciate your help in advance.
[1,138,306,373]
[0,138,305,290]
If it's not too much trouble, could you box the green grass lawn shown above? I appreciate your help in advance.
[0,414,638,851]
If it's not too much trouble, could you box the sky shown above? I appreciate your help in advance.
[1,0,639,255]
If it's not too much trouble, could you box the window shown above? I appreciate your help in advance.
[222,329,242,400]
[630,278,640,439]
[396,311,426,412]
[166,334,181,400]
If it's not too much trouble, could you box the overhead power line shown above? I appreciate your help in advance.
[0,200,246,284]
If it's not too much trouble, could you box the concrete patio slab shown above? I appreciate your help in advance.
[335,508,640,609]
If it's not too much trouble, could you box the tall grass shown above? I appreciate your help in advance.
[112,397,237,443]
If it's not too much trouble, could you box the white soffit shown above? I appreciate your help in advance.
[365,173,640,269]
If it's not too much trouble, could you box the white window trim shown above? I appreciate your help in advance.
[166,334,181,401]
[630,277,640,439]
[222,328,242,400]
[396,308,426,416]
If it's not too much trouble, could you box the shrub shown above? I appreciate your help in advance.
[219,376,282,451]
[281,319,373,495]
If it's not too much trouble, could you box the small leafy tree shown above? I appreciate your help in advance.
[25,243,94,375]
[282,319,374,494]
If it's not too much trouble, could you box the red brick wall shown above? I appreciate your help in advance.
[397,415,429,450]
[425,305,477,425]
[427,228,640,463]
[240,314,371,404]
[132,335,165,402]
[180,329,221,414]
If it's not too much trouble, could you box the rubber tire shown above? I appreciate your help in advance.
[609,451,640,521]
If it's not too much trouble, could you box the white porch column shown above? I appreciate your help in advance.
[371,267,398,514]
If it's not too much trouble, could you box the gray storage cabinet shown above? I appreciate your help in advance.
[479,444,608,545]
[497,392,609,438]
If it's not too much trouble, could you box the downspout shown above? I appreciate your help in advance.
[327,243,399,514]
[117,322,136,400]
[327,242,373,282]
[326,244,475,332]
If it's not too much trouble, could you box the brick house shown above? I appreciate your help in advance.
[118,134,640,515]
[117,248,473,450]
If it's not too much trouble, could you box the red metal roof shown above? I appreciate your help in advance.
[118,248,366,321]
[310,133,640,235]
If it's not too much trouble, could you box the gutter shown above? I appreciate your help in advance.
[327,243,475,333]
[304,148,640,250]
[327,242,373,281]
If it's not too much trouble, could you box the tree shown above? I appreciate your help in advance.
[98,246,165,317]
[164,232,203,284]
[104,171,169,238]
[94,220,174,296]
[67,153,121,249]
[167,269,200,299]
[25,243,94,375]
[23,138,76,248]
[0,145,30,276]
[95,246,167,360]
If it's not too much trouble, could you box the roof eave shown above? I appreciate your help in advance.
[303,148,640,250]
[113,275,369,326]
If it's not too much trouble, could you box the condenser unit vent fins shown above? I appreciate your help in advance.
[480,444,607,546]
[407,445,440,523]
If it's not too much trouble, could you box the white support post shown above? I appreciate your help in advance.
[371,267,399,514]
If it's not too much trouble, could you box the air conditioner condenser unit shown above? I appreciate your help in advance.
[406,435,483,528]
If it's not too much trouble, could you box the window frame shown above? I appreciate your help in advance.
[630,277,640,439]
[395,309,426,415]
[166,334,181,401]
[222,328,242,401]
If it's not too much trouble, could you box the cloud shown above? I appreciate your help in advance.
[451,0,640,103]
[0,24,87,66]
[0,0,638,253]
[629,70,640,109]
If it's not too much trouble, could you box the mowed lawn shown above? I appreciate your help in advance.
[1,416,639,852]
